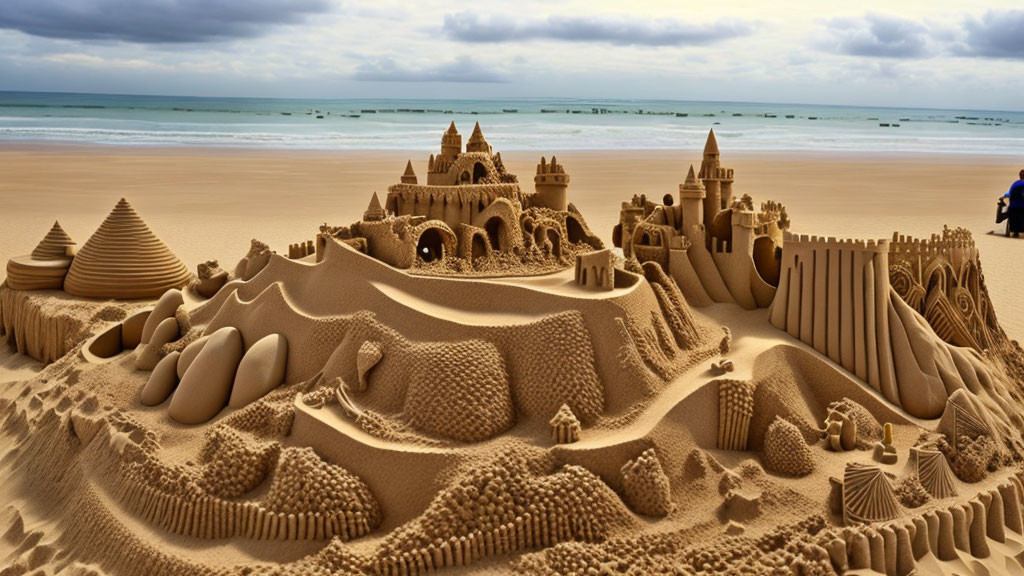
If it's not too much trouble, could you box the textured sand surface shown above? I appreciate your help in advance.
[1,145,1019,341]
[2,143,1024,576]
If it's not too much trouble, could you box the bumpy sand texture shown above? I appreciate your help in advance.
[3,129,1024,575]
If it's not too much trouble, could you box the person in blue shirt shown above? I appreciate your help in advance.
[997,170,1024,237]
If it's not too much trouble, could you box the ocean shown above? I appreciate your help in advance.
[1,91,1023,154]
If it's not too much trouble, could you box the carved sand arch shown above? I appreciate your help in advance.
[565,215,588,245]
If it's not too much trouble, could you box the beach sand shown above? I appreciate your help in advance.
[2,145,1020,340]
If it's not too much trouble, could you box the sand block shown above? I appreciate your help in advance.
[168,327,243,425]
[178,335,211,379]
[229,334,288,408]
[141,351,180,406]
[141,289,184,344]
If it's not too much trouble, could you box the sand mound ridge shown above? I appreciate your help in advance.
[64,198,192,299]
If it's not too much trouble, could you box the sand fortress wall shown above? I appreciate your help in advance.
[769,231,992,419]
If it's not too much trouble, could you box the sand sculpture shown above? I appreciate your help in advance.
[63,198,193,299]
[6,126,1024,575]
[5,221,76,291]
[316,122,603,276]
[614,130,789,309]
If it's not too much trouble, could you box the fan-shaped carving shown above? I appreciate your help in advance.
[912,447,957,499]
[843,463,903,524]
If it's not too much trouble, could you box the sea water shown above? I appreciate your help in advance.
[1,91,1022,154]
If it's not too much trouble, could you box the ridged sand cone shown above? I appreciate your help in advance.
[30,221,76,260]
[5,221,77,291]
[64,198,192,299]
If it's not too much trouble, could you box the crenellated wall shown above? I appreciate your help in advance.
[768,231,992,419]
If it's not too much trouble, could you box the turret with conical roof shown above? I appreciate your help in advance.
[440,121,461,163]
[363,191,386,221]
[63,198,192,299]
[465,122,491,154]
[532,155,570,211]
[678,164,706,234]
[697,129,735,235]
[401,160,418,185]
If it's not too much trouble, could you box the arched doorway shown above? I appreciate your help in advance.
[417,228,446,262]
[471,234,488,260]
[485,217,507,252]
[472,162,487,183]
[547,229,562,258]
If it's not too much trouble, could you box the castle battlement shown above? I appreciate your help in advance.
[782,231,890,253]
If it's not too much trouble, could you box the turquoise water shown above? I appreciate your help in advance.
[1,91,1023,154]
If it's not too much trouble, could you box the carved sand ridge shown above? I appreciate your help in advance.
[64,198,193,299]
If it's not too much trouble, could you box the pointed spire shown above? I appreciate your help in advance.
[550,156,558,171]
[684,165,699,187]
[446,121,458,135]
[401,160,418,184]
[539,156,547,173]
[466,121,490,153]
[703,129,719,156]
[30,220,76,260]
[363,191,385,221]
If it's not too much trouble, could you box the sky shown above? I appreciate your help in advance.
[0,0,1023,110]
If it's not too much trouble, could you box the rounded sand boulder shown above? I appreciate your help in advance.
[141,289,184,344]
[177,334,211,379]
[229,334,288,408]
[168,327,243,425]
[141,351,180,406]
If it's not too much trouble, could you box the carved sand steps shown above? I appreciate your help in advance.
[64,198,192,299]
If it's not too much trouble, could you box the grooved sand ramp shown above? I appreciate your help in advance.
[64,198,192,299]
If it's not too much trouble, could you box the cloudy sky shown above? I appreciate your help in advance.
[1,0,1023,110]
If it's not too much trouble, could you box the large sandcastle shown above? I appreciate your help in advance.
[3,125,1024,576]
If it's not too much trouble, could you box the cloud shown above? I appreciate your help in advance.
[353,56,508,83]
[958,10,1024,59]
[822,13,932,58]
[0,0,332,43]
[442,12,753,47]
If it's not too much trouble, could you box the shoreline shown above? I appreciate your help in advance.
[1,141,1021,163]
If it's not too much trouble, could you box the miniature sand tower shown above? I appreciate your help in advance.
[533,156,570,211]
[5,221,76,290]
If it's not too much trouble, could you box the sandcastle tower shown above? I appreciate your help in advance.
[533,156,570,211]
[678,165,706,233]
[698,130,735,231]
[465,122,491,154]
[363,192,385,222]
[5,221,77,291]
[400,160,417,185]
[63,198,192,299]
[440,121,461,163]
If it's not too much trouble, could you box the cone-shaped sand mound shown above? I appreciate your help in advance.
[5,221,76,291]
[64,198,192,299]
[30,221,76,260]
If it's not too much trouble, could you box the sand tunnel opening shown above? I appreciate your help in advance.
[417,228,446,263]
[471,234,488,260]
[566,216,587,244]
[472,162,487,184]
[485,217,507,252]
